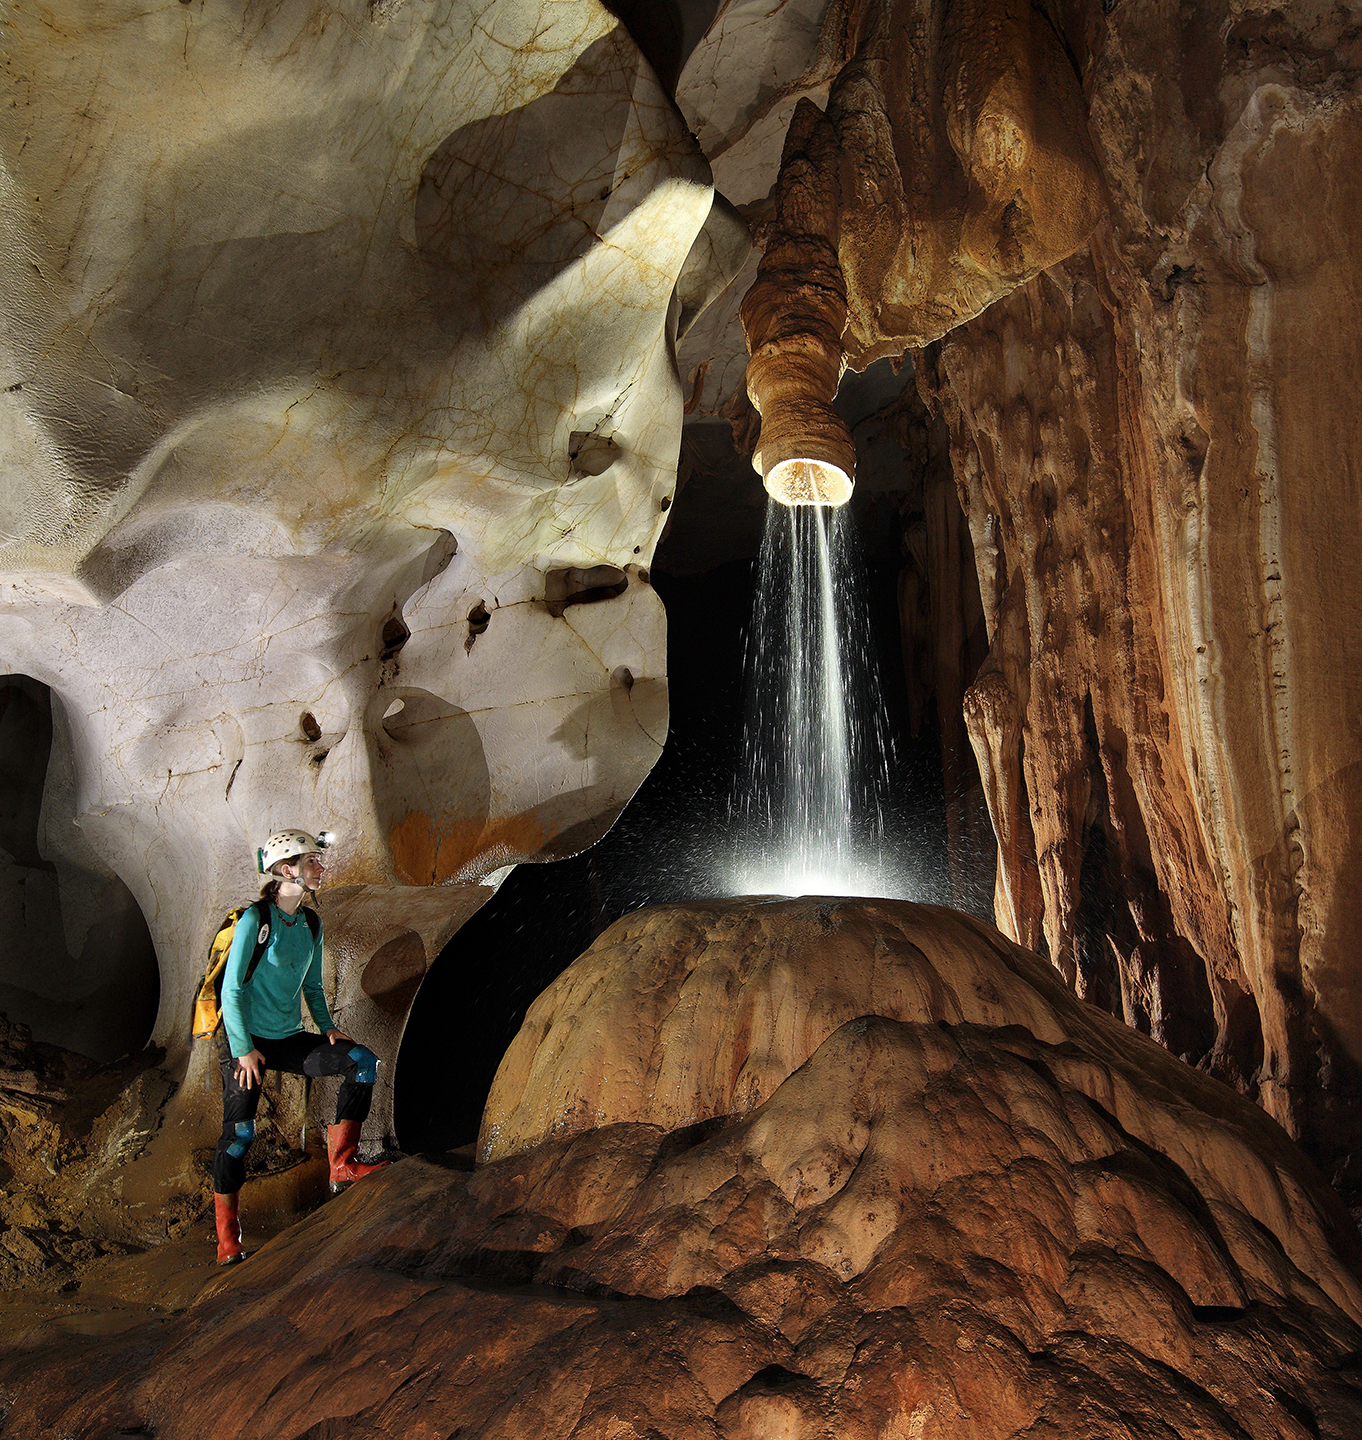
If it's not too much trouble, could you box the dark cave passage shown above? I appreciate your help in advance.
[0,677,159,1062]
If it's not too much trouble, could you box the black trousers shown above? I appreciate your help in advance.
[212,1030,378,1194]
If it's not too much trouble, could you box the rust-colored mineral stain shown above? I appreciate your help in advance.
[389,809,550,886]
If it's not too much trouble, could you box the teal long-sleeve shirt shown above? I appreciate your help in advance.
[221,903,335,1059]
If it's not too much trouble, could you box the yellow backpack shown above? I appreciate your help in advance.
[192,900,320,1039]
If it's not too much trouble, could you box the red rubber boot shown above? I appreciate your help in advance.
[327,1121,388,1195]
[214,1192,244,1265]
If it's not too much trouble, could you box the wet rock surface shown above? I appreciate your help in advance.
[4,900,1360,1438]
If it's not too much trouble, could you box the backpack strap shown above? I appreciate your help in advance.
[195,902,318,1060]
[236,900,316,1003]
[241,898,274,989]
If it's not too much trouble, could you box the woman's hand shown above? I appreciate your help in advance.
[234,1049,266,1089]
[326,1028,353,1046]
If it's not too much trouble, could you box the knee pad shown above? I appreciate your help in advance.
[347,1044,378,1085]
[225,1118,256,1159]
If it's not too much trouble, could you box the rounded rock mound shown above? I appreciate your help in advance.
[4,898,1361,1440]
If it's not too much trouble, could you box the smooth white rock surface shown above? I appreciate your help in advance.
[0,0,739,1136]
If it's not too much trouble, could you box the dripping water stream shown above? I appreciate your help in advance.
[728,499,902,897]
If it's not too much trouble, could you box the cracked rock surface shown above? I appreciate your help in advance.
[0,0,744,1144]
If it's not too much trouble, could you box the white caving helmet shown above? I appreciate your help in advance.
[256,828,335,876]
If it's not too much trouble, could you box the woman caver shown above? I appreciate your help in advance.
[212,828,387,1264]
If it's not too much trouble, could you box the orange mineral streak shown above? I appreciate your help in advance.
[389,810,550,887]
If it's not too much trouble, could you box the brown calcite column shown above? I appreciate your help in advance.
[739,0,1103,504]
[739,99,857,505]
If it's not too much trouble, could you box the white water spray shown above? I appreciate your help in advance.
[728,500,902,898]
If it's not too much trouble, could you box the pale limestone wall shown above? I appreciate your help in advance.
[0,1,736,1137]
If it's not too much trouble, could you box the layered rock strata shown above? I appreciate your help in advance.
[8,899,1357,1438]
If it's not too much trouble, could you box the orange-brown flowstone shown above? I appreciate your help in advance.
[9,900,1360,1438]
[740,0,1106,479]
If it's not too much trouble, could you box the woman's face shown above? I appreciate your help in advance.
[293,853,326,894]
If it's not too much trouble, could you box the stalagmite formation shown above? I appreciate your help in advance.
[679,0,1362,1190]
[5,901,1360,1437]
[0,32,1359,1440]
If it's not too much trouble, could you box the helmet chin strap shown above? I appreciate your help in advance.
[275,862,311,903]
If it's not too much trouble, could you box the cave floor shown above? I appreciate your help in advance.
[0,1143,476,1348]
[0,1208,303,1344]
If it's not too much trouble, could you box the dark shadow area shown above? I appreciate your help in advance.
[0,677,159,1062]
[601,0,722,94]
[396,359,1005,1152]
